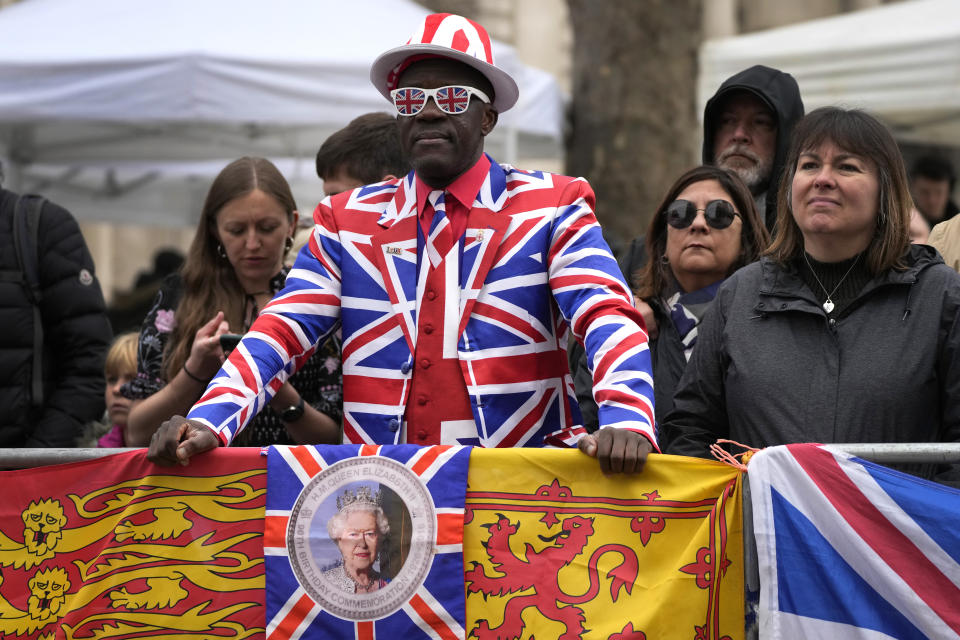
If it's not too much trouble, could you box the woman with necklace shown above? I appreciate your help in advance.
[124,157,341,447]
[663,107,960,485]
[569,165,769,429]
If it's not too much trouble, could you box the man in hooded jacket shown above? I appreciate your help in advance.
[619,65,804,288]
[701,65,805,232]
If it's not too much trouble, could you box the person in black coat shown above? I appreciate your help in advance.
[0,181,112,447]
[620,65,803,288]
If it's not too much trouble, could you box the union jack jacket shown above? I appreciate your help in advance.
[186,158,656,449]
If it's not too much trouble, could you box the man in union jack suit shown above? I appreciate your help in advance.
[148,13,657,473]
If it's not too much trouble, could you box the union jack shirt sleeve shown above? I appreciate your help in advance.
[185,202,344,444]
[547,178,657,448]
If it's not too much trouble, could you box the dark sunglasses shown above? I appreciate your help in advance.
[665,199,740,230]
[389,85,491,116]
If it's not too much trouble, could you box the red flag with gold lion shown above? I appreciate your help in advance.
[0,449,266,639]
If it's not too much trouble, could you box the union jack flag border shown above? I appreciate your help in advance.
[265,444,471,639]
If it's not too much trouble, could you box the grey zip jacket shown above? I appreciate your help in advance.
[663,244,960,485]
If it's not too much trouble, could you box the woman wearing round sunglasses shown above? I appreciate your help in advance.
[570,165,769,431]
[663,107,960,484]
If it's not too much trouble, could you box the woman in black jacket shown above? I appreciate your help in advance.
[570,165,769,432]
[662,107,960,484]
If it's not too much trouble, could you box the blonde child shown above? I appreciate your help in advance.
[79,333,138,447]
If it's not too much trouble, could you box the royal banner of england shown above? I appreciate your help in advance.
[0,448,266,640]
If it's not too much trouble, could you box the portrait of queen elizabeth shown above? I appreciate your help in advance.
[322,485,392,593]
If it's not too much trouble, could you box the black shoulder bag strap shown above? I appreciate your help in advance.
[13,194,46,410]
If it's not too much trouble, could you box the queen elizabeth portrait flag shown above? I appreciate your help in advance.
[264,444,471,640]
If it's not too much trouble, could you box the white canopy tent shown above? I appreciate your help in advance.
[699,0,960,147]
[0,0,565,226]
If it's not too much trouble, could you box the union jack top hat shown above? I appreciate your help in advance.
[370,13,519,113]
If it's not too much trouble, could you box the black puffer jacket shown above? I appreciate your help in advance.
[662,245,960,485]
[0,188,112,446]
[701,64,805,232]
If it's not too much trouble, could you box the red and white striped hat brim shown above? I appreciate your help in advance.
[370,13,519,113]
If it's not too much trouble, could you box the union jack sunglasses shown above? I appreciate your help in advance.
[390,85,491,116]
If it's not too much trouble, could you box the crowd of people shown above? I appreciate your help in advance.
[2,12,959,487]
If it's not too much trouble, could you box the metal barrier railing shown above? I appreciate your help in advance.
[3,442,959,637]
[0,447,134,469]
[821,442,960,463]
[4,442,960,468]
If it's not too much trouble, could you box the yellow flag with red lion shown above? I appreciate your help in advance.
[464,450,744,640]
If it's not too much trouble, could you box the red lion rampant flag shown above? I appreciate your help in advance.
[0,449,266,640]
[464,449,744,640]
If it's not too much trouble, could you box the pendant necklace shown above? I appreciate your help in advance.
[803,252,861,314]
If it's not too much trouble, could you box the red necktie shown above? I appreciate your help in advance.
[426,190,456,268]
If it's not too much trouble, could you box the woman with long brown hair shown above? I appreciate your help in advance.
[124,157,341,446]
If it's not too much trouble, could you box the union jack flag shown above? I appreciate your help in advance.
[185,156,654,451]
[393,88,426,115]
[748,443,960,639]
[434,86,471,113]
[264,444,471,639]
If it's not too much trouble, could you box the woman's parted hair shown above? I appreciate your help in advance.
[162,157,297,381]
[766,106,911,274]
[326,503,391,541]
[634,165,770,301]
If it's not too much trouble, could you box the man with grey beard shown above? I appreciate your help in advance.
[701,65,804,233]
[618,66,802,289]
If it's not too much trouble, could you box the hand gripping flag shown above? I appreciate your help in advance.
[265,444,471,639]
[748,443,960,639]
[0,448,266,640]
[463,449,744,640]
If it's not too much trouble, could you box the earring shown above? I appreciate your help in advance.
[217,243,227,259]
[285,236,294,251]
[660,254,669,265]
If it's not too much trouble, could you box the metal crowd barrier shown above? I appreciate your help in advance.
[4,442,960,468]
[3,442,959,639]
[0,447,135,469]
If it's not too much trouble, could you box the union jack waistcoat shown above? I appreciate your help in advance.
[187,157,656,449]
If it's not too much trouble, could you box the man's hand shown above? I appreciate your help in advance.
[147,415,219,466]
[578,428,654,474]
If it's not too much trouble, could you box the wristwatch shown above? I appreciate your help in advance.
[280,396,305,423]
